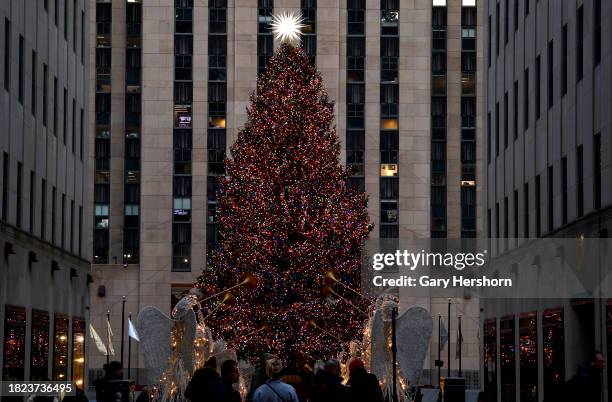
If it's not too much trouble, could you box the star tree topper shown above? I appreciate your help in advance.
[270,11,306,46]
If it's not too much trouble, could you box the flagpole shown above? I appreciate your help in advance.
[121,296,126,367]
[437,314,441,387]
[128,312,132,379]
[458,315,462,377]
[447,298,451,377]
[106,310,111,365]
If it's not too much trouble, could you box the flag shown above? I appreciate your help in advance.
[128,318,140,342]
[455,326,463,359]
[106,317,115,356]
[89,323,108,355]
[440,320,448,349]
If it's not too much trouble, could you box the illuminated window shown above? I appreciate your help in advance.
[71,319,86,389]
[53,315,69,381]
[2,306,26,381]
[30,310,50,380]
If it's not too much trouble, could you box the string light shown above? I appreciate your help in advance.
[197,43,373,362]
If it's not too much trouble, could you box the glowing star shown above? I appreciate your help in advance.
[270,12,305,45]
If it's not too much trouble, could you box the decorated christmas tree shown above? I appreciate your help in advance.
[197,15,372,361]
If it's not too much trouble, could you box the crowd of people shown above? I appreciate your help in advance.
[184,355,384,402]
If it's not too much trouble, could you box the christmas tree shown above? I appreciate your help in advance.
[197,36,372,361]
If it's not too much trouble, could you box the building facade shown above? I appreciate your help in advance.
[88,0,483,387]
[0,0,91,390]
[483,0,612,400]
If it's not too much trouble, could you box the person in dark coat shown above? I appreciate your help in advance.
[202,360,242,402]
[346,359,383,402]
[565,351,605,402]
[311,359,349,402]
[185,357,220,402]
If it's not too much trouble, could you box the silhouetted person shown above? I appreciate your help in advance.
[346,359,383,402]
[311,359,349,402]
[203,360,242,402]
[252,356,299,402]
[185,356,220,402]
[566,351,605,402]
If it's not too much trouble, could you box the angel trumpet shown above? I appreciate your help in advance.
[199,273,257,303]
[325,271,372,302]
[322,286,370,317]
[307,320,347,344]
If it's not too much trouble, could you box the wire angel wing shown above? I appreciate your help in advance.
[368,306,391,383]
[137,307,174,384]
[395,306,434,385]
[175,308,197,375]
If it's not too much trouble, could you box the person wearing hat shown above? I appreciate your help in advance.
[252,356,299,402]
[346,359,383,402]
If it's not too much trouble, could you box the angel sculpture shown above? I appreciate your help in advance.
[364,295,434,401]
[136,296,198,401]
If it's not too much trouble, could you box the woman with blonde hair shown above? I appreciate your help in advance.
[252,356,299,402]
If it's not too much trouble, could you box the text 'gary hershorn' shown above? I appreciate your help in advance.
[372,275,513,289]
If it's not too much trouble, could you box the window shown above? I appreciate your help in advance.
[495,102,499,156]
[594,133,601,210]
[2,152,8,222]
[257,0,274,74]
[41,179,46,239]
[29,171,35,233]
[513,190,518,239]
[78,205,82,256]
[504,0,508,43]
[576,5,583,81]
[79,108,83,160]
[520,313,538,402]
[548,166,553,232]
[301,0,316,63]
[487,15,491,66]
[504,92,508,148]
[4,19,11,91]
[561,24,567,95]
[72,0,76,51]
[61,193,66,248]
[72,99,76,152]
[513,81,518,139]
[31,51,37,116]
[594,0,601,65]
[2,306,27,381]
[524,0,529,16]
[70,200,74,253]
[63,88,67,144]
[348,0,365,35]
[548,41,553,108]
[55,0,59,25]
[43,64,48,126]
[495,2,500,56]
[523,68,529,130]
[71,319,85,389]
[52,315,68,381]
[577,145,583,217]
[63,0,67,40]
[487,112,491,163]
[535,175,541,237]
[18,35,24,103]
[514,0,518,31]
[16,162,22,228]
[30,310,50,380]
[53,77,58,135]
[543,310,565,396]
[535,55,540,119]
[524,182,529,238]
[500,317,516,402]
[483,320,497,401]
[81,11,84,63]
[561,157,567,225]
[52,186,56,244]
